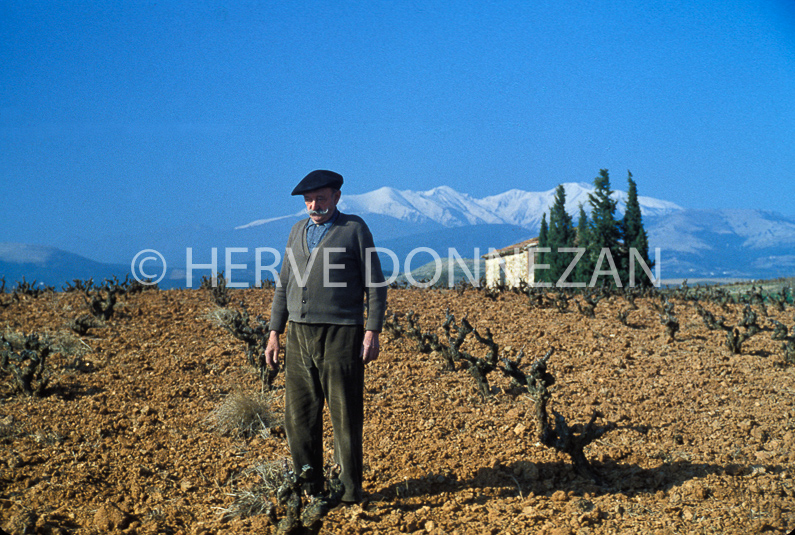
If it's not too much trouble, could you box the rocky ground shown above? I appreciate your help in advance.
[1,285,794,534]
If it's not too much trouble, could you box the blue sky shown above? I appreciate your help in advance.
[2,0,794,259]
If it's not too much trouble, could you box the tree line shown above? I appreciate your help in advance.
[537,169,655,288]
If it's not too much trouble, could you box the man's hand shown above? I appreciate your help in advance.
[361,330,380,364]
[265,331,281,370]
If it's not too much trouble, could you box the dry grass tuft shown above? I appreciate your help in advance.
[218,488,276,520]
[247,459,291,493]
[206,390,279,438]
[216,460,289,521]
[205,307,238,329]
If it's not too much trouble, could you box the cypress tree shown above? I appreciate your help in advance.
[574,203,594,285]
[547,184,575,285]
[536,212,551,285]
[622,171,655,287]
[587,169,623,287]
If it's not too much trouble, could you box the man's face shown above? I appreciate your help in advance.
[303,187,341,224]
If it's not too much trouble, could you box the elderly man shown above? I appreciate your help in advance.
[265,169,387,505]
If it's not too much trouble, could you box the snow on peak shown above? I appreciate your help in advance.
[234,213,303,230]
[238,183,683,230]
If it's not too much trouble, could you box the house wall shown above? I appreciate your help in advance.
[485,249,536,288]
[485,257,503,287]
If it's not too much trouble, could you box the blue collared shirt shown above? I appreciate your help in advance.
[305,209,340,252]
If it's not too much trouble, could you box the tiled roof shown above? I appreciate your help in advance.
[481,237,539,258]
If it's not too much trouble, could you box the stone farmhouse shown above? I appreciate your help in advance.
[482,237,539,288]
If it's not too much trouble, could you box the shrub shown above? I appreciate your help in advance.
[66,314,105,336]
[11,278,54,299]
[526,348,614,485]
[207,306,278,389]
[0,332,52,397]
[201,272,230,307]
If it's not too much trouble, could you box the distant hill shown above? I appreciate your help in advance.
[645,208,795,279]
[394,257,481,287]
[0,243,183,289]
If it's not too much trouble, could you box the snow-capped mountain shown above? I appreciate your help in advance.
[340,186,506,226]
[3,184,795,287]
[229,182,795,281]
[238,182,683,231]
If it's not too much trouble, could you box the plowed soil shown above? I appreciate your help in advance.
[1,287,794,534]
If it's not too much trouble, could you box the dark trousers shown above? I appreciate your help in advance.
[284,322,364,502]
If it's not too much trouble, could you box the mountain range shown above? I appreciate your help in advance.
[2,183,795,288]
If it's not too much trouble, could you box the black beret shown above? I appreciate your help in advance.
[291,170,344,195]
